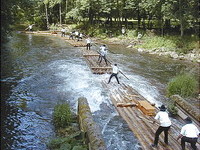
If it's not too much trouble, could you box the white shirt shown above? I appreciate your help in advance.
[86,38,91,44]
[181,123,199,138]
[112,65,119,74]
[154,111,171,127]
[29,25,33,29]
[100,46,107,56]
[61,28,65,32]
[137,33,142,39]
[75,31,79,36]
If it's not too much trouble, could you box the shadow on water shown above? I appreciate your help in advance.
[1,33,198,150]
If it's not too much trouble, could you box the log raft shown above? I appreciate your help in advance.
[65,39,86,47]
[101,81,186,150]
[82,49,112,74]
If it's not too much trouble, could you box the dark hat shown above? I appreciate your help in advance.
[184,117,192,124]
[114,64,117,66]
[159,105,167,111]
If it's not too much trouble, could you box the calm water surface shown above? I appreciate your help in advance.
[1,33,197,150]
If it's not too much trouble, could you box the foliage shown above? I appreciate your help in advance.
[137,36,176,49]
[53,103,72,128]
[167,101,178,116]
[166,73,198,98]
[48,130,88,150]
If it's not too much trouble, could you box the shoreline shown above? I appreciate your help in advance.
[96,37,200,63]
[20,30,200,64]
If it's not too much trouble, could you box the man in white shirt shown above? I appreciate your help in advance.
[151,105,171,147]
[177,117,199,150]
[85,37,91,50]
[61,28,66,37]
[137,32,142,43]
[108,64,120,84]
[98,45,108,65]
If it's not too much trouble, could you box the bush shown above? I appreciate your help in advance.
[53,103,72,128]
[167,101,178,116]
[166,73,198,98]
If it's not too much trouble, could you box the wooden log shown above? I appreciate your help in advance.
[78,97,107,150]
[171,95,200,125]
[116,102,138,107]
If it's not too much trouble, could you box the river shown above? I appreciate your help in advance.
[1,33,196,150]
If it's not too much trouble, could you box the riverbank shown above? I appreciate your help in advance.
[95,36,200,63]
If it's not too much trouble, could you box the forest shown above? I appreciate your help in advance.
[1,0,199,41]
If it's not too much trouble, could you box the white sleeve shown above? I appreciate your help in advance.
[154,113,159,120]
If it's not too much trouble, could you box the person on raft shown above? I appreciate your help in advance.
[177,117,199,150]
[108,64,120,84]
[98,45,108,66]
[151,104,171,148]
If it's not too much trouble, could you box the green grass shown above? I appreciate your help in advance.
[166,73,198,98]
[53,104,72,128]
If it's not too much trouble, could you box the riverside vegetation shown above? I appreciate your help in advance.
[48,103,88,150]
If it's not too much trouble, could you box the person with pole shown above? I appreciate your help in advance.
[25,24,34,31]
[85,37,91,50]
[177,117,199,150]
[61,27,66,37]
[98,45,108,66]
[108,64,120,84]
[151,105,171,148]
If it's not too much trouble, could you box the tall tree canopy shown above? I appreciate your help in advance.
[1,0,199,39]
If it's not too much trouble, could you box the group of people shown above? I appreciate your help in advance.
[69,30,84,41]
[64,26,198,150]
[151,104,199,150]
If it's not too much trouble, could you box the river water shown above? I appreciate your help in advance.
[1,33,197,150]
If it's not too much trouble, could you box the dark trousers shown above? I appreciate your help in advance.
[86,43,90,50]
[108,73,119,84]
[154,126,170,145]
[99,56,108,65]
[61,32,65,37]
[181,136,197,150]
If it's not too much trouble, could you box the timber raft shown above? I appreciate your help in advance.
[21,31,199,149]
[82,49,112,74]
[101,81,200,150]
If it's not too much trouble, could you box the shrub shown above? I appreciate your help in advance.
[53,103,72,128]
[167,101,178,116]
[166,73,198,98]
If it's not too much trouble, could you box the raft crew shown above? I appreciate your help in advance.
[25,24,34,31]
[98,45,108,66]
[77,33,83,41]
[61,27,66,37]
[121,26,126,36]
[151,105,171,148]
[177,117,199,150]
[137,32,142,43]
[69,31,75,40]
[85,37,91,50]
[108,64,120,84]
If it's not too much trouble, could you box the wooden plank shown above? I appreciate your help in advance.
[102,81,183,150]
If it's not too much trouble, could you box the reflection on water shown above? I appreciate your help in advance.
[1,33,195,150]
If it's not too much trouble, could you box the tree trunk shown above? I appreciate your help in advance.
[59,3,62,25]
[45,4,49,29]
[78,97,106,150]
[180,19,184,37]
[137,4,141,29]
[65,0,68,23]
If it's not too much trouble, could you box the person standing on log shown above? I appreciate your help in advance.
[61,27,66,37]
[177,117,199,150]
[86,37,91,50]
[108,64,120,84]
[98,45,108,66]
[151,105,171,148]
